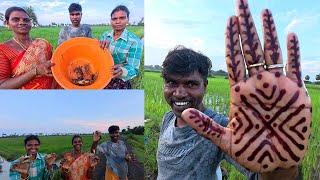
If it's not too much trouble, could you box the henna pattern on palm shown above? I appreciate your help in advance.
[182,0,312,173]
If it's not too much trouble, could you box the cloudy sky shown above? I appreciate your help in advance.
[0,91,144,135]
[145,0,320,81]
[0,0,144,25]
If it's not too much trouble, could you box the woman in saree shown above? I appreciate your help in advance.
[60,135,99,180]
[0,6,55,89]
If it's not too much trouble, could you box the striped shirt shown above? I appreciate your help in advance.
[9,153,52,180]
[100,29,143,81]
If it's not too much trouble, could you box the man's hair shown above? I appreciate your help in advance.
[108,125,120,134]
[5,6,29,21]
[68,3,82,13]
[111,5,130,18]
[161,46,212,81]
[71,135,82,144]
[24,135,40,146]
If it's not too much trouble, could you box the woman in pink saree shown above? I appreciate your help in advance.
[0,6,55,89]
[60,135,99,180]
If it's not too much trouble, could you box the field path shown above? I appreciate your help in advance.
[123,138,144,180]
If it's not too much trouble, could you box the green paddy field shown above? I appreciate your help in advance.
[0,25,144,49]
[0,134,144,163]
[144,71,320,180]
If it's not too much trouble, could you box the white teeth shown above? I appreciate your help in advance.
[175,101,189,106]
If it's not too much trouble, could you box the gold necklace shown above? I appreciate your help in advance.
[12,37,30,51]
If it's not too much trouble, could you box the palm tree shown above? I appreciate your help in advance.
[23,6,39,26]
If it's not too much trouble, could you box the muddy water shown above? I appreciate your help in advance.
[0,156,10,180]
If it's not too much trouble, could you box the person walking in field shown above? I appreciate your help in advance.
[156,0,312,179]
[91,126,135,180]
[9,135,56,180]
[58,3,92,45]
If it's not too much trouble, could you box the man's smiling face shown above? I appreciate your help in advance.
[164,71,207,119]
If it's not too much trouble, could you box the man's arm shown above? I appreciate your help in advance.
[91,141,99,154]
[91,131,102,153]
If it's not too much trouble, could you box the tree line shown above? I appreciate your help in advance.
[0,6,144,27]
[304,74,320,84]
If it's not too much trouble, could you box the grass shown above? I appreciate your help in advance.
[123,134,145,163]
[0,25,144,49]
[0,134,145,163]
[0,25,144,89]
[144,71,320,180]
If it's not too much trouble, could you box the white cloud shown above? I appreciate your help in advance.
[284,14,320,34]
[64,118,143,132]
[167,0,179,6]
[27,0,68,11]
[301,60,320,74]
[64,119,109,132]
[0,1,15,8]
[191,37,204,50]
[0,118,143,135]
[79,0,86,5]
[285,19,300,34]
[38,11,66,24]
[82,9,107,24]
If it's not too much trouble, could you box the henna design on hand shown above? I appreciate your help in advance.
[288,36,302,87]
[188,109,226,138]
[263,9,281,65]
[182,0,312,173]
[226,17,242,83]
[238,0,263,66]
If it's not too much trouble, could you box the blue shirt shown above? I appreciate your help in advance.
[97,140,128,180]
[100,29,143,81]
